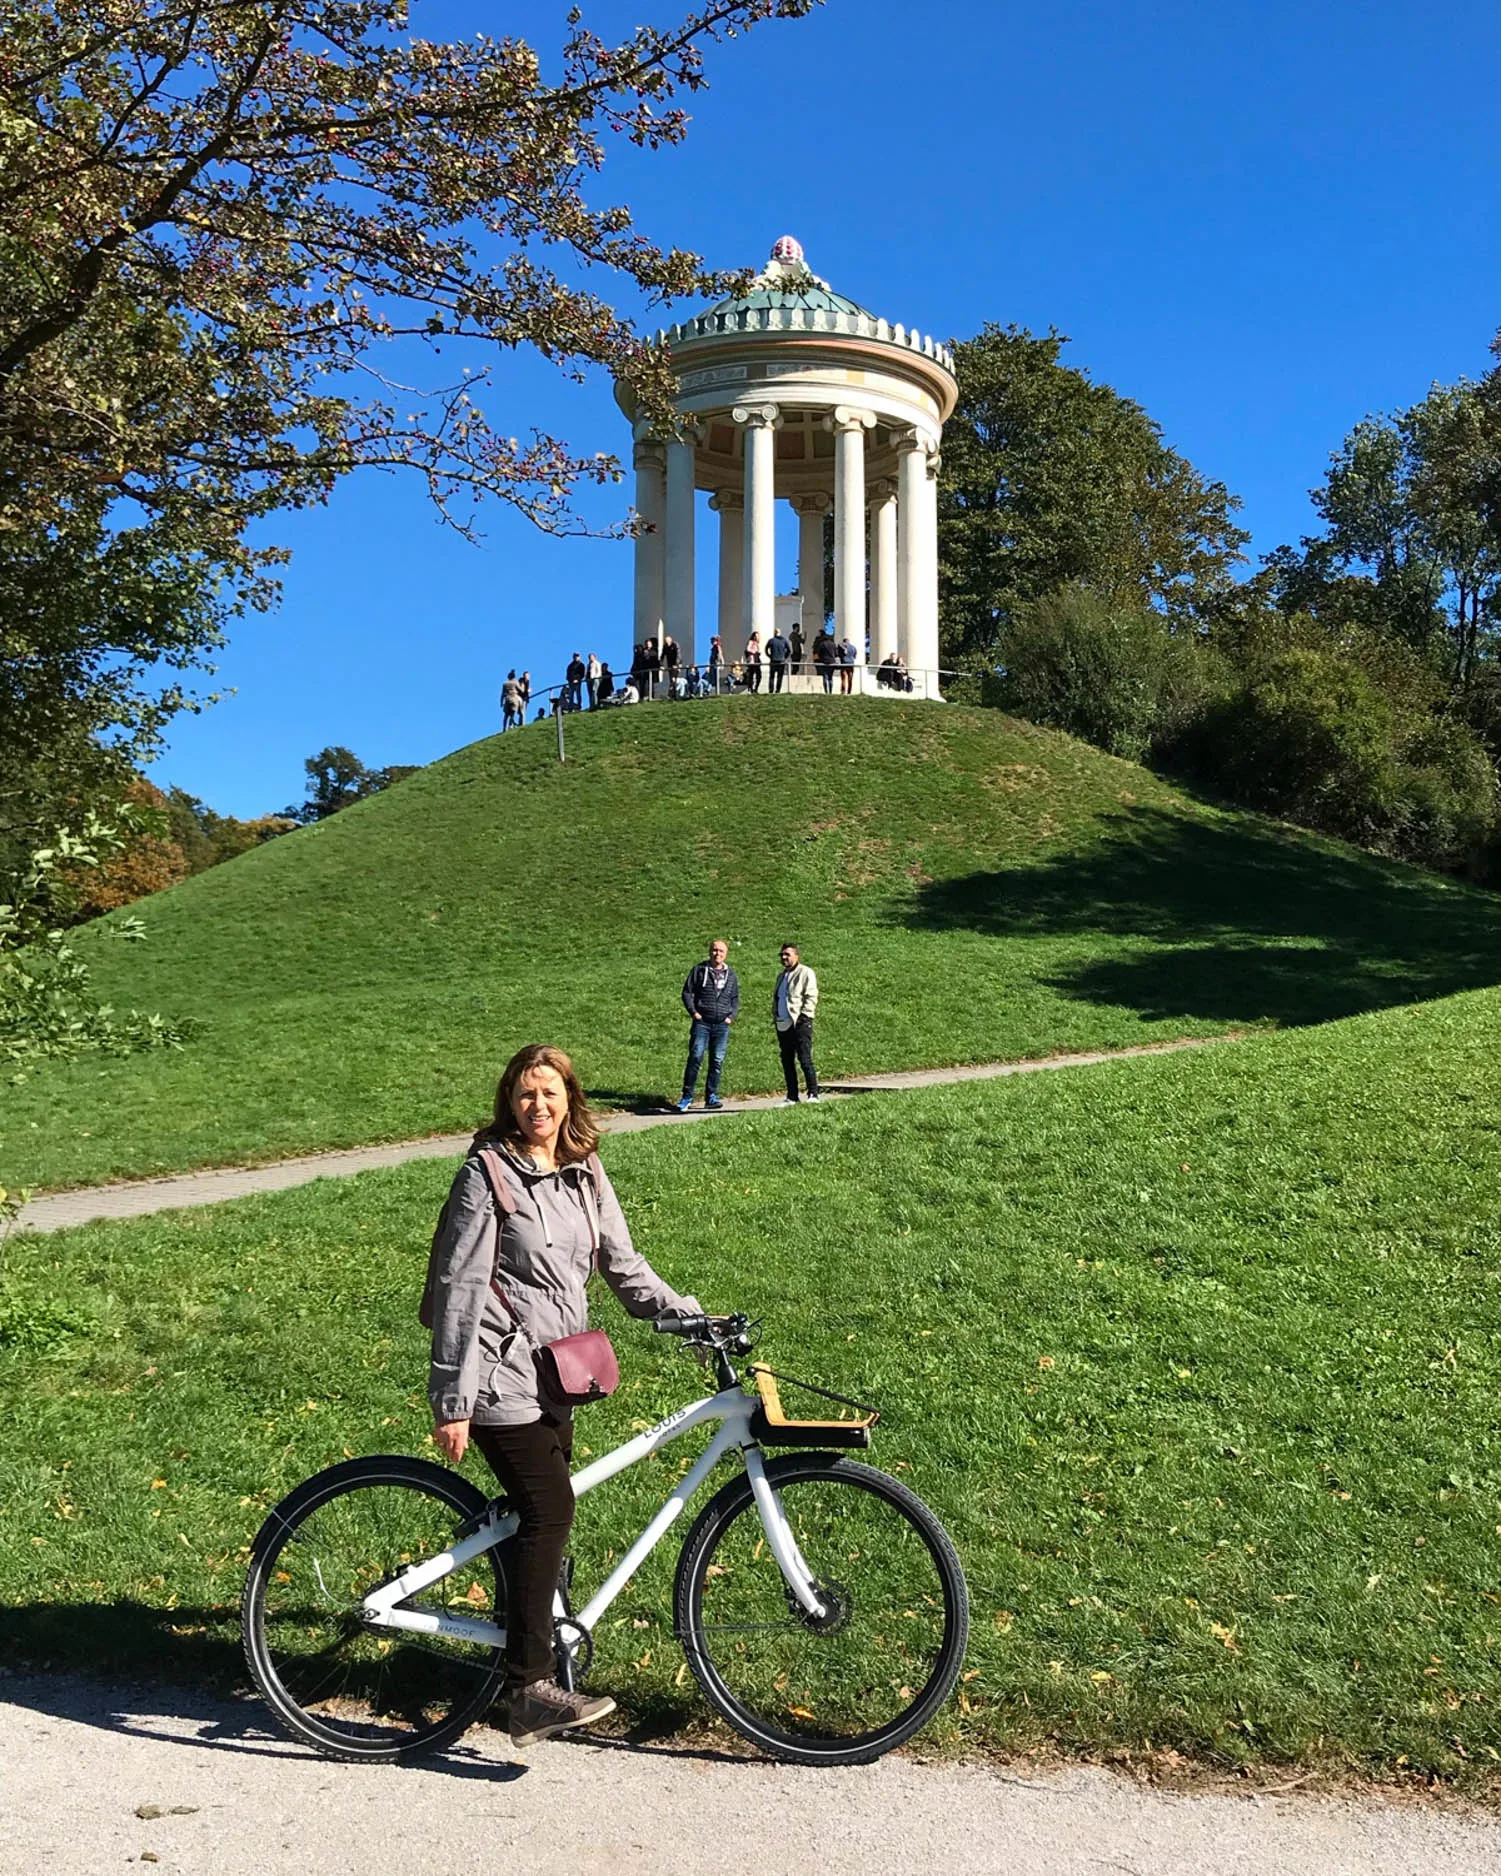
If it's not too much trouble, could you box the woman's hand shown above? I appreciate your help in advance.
[433,1418,470,1464]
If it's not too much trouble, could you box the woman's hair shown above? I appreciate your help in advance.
[488,1044,600,1164]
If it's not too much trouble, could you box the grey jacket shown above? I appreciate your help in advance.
[427,1140,699,1427]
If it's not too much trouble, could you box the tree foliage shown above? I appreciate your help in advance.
[2,814,194,1069]
[938,325,1249,664]
[1264,378,1501,686]
[0,0,813,834]
[988,583,1201,763]
[283,745,415,822]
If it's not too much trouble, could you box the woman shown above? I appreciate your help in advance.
[428,1044,701,1746]
[744,629,763,693]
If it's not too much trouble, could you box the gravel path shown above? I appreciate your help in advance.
[15,1039,1217,1235]
[3,1675,1493,1876]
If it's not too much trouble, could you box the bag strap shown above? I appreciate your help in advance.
[475,1147,603,1335]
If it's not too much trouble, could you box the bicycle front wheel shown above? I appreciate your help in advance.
[242,1455,506,1762]
[674,1453,969,1765]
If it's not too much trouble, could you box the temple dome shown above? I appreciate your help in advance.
[658,237,955,375]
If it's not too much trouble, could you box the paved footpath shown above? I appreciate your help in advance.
[17,1040,1216,1235]
[3,1675,1495,1876]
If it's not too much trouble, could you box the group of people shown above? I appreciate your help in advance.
[676,940,820,1110]
[503,627,903,728]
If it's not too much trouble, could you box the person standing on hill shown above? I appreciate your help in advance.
[765,627,790,694]
[501,670,523,731]
[566,653,586,711]
[839,636,858,693]
[677,938,740,1111]
[520,671,533,711]
[585,651,602,709]
[744,630,763,693]
[773,943,820,1104]
[788,622,805,676]
[812,627,837,693]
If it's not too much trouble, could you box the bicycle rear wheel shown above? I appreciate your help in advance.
[674,1453,969,1765]
[242,1455,506,1762]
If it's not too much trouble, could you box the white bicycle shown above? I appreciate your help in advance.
[242,1313,969,1767]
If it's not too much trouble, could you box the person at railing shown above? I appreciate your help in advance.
[501,670,523,731]
[744,631,763,693]
[617,675,641,706]
[565,652,586,710]
[788,621,805,676]
[520,671,532,711]
[812,627,837,694]
[585,651,602,709]
[662,634,681,697]
[708,634,724,691]
[766,625,790,693]
[644,636,661,698]
[597,661,615,706]
[839,636,858,694]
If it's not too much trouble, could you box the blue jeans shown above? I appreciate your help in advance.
[682,1018,730,1103]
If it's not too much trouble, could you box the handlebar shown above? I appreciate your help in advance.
[653,1312,757,1373]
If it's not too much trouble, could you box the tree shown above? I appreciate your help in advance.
[0,0,814,834]
[284,746,415,822]
[937,325,1249,664]
[1265,379,1501,686]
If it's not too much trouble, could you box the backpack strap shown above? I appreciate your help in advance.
[472,1148,527,1325]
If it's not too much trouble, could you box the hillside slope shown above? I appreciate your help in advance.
[8,695,1500,1189]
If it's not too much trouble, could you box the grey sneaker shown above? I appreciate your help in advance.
[508,1678,617,1746]
[805,1092,822,1103]
[781,1095,799,1106]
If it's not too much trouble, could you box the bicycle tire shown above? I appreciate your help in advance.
[242,1454,506,1763]
[673,1452,969,1766]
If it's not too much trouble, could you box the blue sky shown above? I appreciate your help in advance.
[150,0,1501,816]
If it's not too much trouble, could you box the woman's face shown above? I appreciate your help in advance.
[511,1066,569,1149]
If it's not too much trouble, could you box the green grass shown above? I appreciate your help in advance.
[4,982,1499,1782]
[8,696,1501,1192]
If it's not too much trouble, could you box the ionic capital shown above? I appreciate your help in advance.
[732,401,782,430]
[668,418,705,448]
[825,405,878,434]
[867,478,899,504]
[790,491,832,516]
[632,438,666,472]
[892,424,939,458]
[708,488,744,512]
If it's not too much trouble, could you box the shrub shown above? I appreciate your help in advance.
[993,584,1187,761]
[1171,629,1497,872]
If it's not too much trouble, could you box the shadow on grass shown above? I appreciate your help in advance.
[0,1601,525,1777]
[902,805,1501,1027]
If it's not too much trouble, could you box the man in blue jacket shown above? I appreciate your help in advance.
[677,939,740,1111]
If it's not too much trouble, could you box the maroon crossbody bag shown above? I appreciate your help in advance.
[473,1147,620,1407]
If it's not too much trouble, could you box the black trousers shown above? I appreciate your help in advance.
[768,662,786,693]
[777,1016,818,1098]
[471,1415,575,1691]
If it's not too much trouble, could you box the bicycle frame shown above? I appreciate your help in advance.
[361,1380,824,1648]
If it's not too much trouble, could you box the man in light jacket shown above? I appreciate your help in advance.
[678,938,740,1111]
[773,942,820,1103]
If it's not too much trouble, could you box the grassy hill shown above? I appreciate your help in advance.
[4,981,1499,1782]
[8,695,1501,1191]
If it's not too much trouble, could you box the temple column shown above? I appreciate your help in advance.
[792,491,831,640]
[710,489,745,666]
[631,436,666,649]
[869,477,899,668]
[734,402,780,647]
[829,406,875,654]
[897,428,937,686]
[663,427,700,671]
